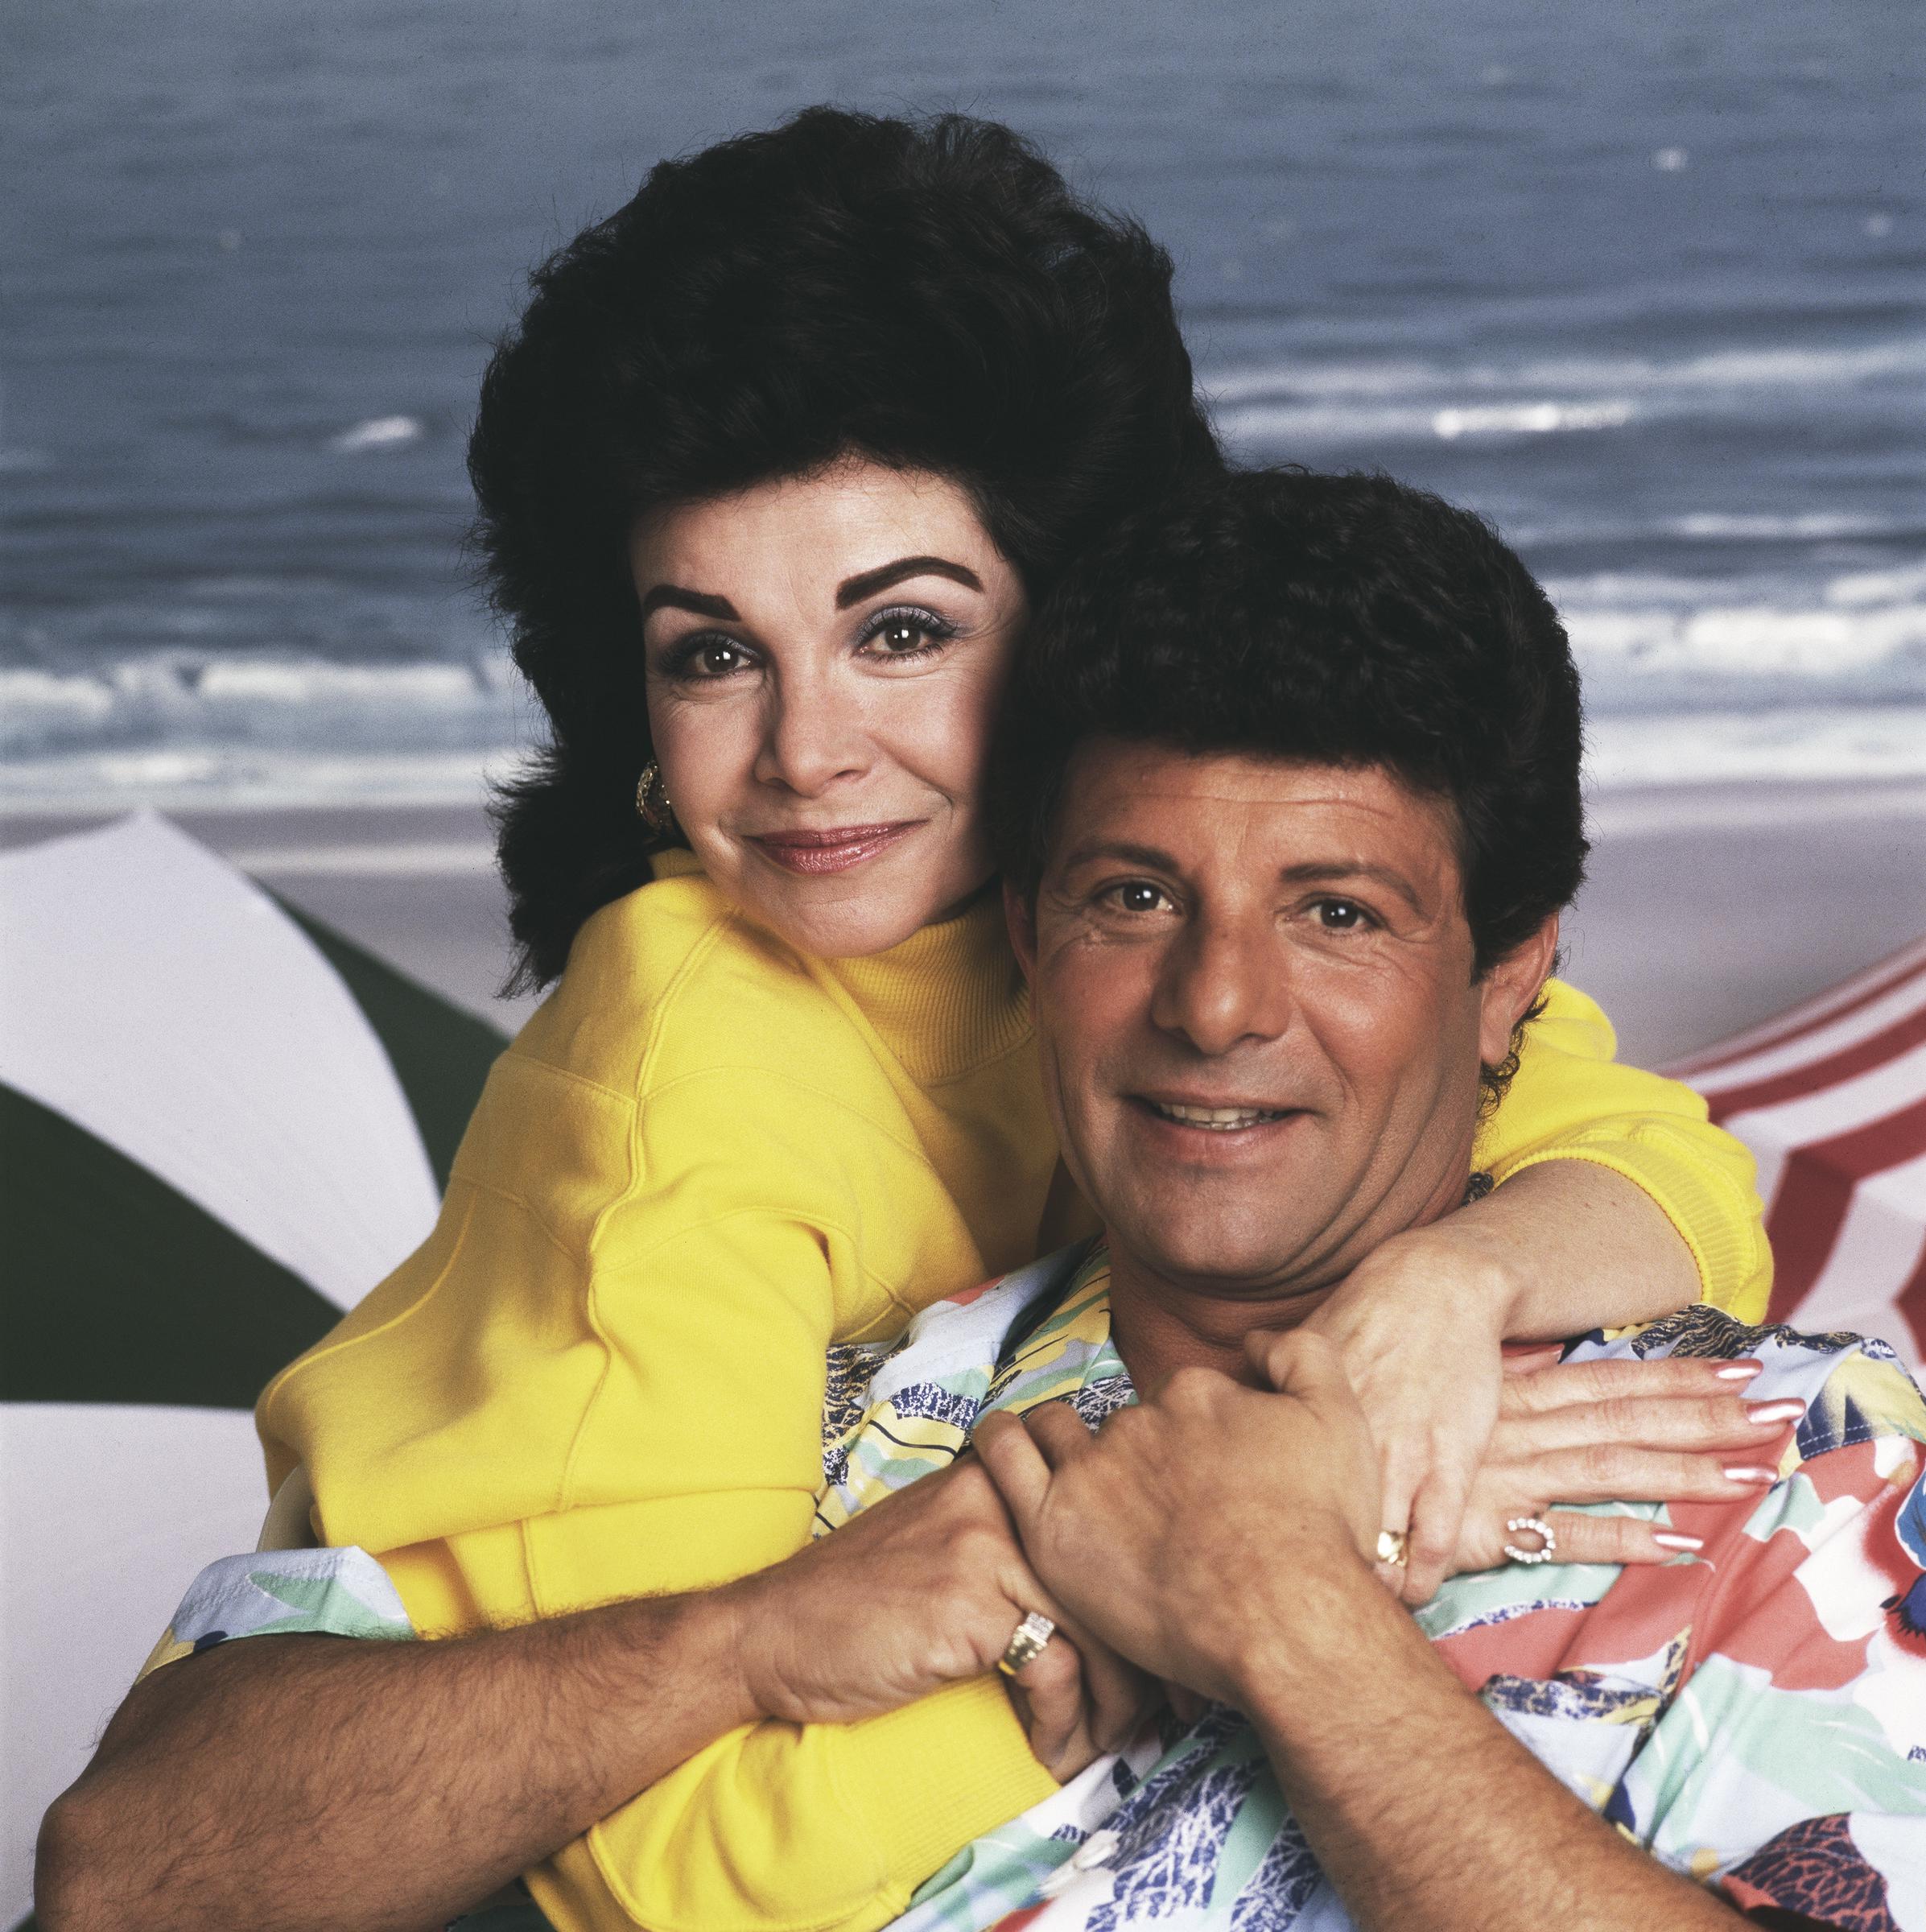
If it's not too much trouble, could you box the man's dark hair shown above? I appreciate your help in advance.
[992,468,1589,979]
[470,105,1220,988]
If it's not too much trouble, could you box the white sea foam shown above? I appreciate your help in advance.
[1205,332,1926,448]
[328,415,423,454]
[0,653,528,762]
[1432,400,1634,440]
[1584,707,1926,790]
[1205,334,1926,407]
[0,745,534,814]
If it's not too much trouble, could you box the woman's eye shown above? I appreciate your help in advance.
[861,607,956,659]
[677,638,750,679]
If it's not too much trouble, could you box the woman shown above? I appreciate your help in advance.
[159,110,1770,1929]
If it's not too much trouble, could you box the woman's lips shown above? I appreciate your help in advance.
[748,822,922,875]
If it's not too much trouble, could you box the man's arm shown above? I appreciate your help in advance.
[36,1459,1140,1932]
[1236,1554,1742,1930]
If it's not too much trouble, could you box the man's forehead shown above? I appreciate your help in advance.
[1050,740,1460,870]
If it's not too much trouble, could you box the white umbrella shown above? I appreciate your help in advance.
[0,813,504,1924]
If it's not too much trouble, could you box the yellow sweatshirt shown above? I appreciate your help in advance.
[258,853,1768,1932]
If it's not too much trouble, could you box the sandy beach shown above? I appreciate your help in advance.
[6,778,1923,1065]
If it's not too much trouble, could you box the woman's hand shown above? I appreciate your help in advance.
[725,1456,1152,1780]
[1448,1349,1793,1574]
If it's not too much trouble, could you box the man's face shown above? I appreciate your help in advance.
[1011,741,1553,1303]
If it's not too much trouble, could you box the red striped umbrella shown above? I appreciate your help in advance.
[1668,935,1926,1370]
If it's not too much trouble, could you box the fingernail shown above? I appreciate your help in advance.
[1724,1464,1777,1484]
[1714,1362,1763,1381]
[1747,1399,1805,1426]
[1653,1532,1704,1551]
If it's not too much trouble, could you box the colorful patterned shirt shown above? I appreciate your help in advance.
[817,1244,1926,1931]
[150,1241,1926,1927]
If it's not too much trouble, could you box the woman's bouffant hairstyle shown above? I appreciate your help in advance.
[471,106,1221,989]
[993,466,1589,985]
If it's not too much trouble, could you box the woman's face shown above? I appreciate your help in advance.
[633,457,1028,959]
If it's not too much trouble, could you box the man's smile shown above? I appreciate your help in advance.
[1131,1094,1305,1135]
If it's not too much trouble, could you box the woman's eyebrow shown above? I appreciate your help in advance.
[835,555,984,608]
[639,584,739,621]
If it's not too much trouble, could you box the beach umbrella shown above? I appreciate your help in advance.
[0,812,505,1928]
[1669,935,1926,1374]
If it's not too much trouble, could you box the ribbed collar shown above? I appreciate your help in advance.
[819,887,1034,1086]
[650,850,1033,1087]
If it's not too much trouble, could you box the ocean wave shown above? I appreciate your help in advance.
[0,653,526,761]
[1206,332,1926,449]
[1585,706,1926,790]
[328,415,425,455]
[1204,333,1926,407]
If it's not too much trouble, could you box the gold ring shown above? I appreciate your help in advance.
[1375,1529,1409,1568]
[996,1611,1057,1677]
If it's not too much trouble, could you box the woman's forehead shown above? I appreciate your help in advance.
[629,456,1006,596]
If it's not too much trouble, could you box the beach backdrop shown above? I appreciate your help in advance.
[9,0,1924,811]
[3,7,1924,1920]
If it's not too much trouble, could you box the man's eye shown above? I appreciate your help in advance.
[1315,898,1369,931]
[1109,881,1169,914]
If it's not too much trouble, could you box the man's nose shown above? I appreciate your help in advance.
[753,669,872,797]
[1150,917,1293,1057]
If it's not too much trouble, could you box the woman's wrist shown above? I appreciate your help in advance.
[1326,1222,1520,1347]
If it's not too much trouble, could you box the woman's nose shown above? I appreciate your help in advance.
[1151,919,1293,1057]
[753,673,872,797]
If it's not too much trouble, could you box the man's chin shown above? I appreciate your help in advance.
[1107,1213,1338,1307]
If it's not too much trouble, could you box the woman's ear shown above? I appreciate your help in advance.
[1475,912,1561,1069]
[1004,878,1039,984]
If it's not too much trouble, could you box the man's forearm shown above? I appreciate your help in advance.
[1239,1563,1739,1931]
[35,1587,757,1932]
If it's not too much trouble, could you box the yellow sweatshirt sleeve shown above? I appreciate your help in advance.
[1473,977,1771,1320]
[259,893,1058,1932]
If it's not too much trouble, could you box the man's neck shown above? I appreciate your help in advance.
[1104,1248,1331,1394]
[1102,1158,1475,1395]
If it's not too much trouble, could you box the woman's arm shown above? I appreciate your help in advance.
[1305,976,1771,1602]
[1475,976,1771,1319]
[254,1008,1066,1932]
[37,1460,1140,1932]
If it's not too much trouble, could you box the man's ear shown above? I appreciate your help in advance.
[1004,879,1039,985]
[1475,911,1561,1069]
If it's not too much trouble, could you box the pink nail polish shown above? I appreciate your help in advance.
[1653,1532,1704,1551]
[1715,1363,1763,1381]
[1723,1464,1777,1484]
[1747,1399,1805,1426]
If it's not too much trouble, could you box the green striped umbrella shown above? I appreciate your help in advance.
[1,813,505,1925]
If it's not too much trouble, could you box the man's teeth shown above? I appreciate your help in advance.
[1151,1101,1285,1130]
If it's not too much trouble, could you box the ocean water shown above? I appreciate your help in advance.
[5,0,1923,807]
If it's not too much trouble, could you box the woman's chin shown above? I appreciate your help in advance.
[732,873,987,960]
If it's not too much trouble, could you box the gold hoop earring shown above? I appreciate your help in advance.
[635,760,675,832]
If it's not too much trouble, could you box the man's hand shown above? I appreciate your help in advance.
[729,1457,1152,1779]
[973,1333,1379,1708]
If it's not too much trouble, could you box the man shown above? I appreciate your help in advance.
[41,473,1924,1930]
[798,471,1926,1926]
